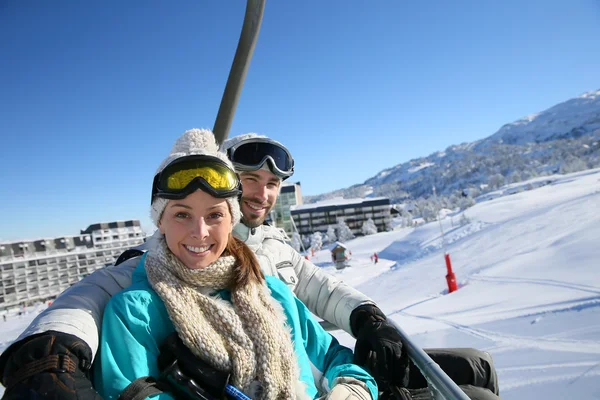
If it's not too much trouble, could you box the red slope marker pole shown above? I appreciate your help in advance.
[445,253,457,293]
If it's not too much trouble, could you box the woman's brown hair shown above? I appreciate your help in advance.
[225,234,265,289]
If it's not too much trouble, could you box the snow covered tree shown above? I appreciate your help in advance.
[361,218,378,236]
[458,196,475,211]
[290,232,302,252]
[559,156,587,174]
[385,219,394,232]
[509,171,522,184]
[325,225,337,243]
[401,213,413,228]
[459,213,471,226]
[310,231,323,251]
[302,235,311,250]
[488,173,505,190]
[336,218,355,242]
[417,199,437,222]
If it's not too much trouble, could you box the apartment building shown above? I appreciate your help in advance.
[0,220,145,311]
[270,181,303,237]
[290,197,396,237]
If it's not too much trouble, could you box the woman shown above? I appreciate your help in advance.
[93,129,377,400]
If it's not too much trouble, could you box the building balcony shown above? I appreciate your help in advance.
[5,293,17,302]
[2,281,15,289]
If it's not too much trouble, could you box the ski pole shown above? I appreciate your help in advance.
[225,384,252,400]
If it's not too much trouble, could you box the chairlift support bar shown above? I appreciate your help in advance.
[320,318,475,399]
[213,0,266,145]
[390,320,471,400]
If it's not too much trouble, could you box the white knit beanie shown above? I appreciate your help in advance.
[150,129,242,227]
[220,132,287,155]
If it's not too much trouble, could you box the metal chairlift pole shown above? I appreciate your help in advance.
[213,0,266,145]
[390,320,471,400]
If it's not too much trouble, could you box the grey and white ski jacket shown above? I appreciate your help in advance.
[18,224,373,360]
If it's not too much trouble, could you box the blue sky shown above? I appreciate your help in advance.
[1,1,599,241]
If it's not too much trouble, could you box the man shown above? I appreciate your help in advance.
[0,133,499,400]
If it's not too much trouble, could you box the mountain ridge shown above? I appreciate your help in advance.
[305,89,600,205]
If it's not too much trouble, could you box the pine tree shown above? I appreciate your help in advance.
[488,173,506,190]
[302,235,311,250]
[402,213,413,228]
[459,213,471,226]
[310,232,323,251]
[326,225,337,243]
[458,196,475,211]
[361,218,378,236]
[336,218,355,242]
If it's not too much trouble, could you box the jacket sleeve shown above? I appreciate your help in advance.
[287,246,374,336]
[293,295,378,400]
[16,257,137,361]
[93,290,174,400]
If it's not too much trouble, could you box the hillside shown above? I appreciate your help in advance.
[305,89,600,204]
[311,168,600,399]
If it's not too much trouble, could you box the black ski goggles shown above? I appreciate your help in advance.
[151,155,241,203]
[226,138,294,180]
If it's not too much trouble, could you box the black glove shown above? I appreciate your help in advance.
[0,330,102,400]
[157,332,230,400]
[351,304,410,390]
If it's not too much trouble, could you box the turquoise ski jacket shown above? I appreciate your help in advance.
[93,254,377,399]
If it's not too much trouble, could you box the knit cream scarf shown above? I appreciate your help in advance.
[145,237,300,399]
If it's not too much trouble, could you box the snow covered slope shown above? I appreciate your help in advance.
[1,168,599,399]
[310,168,600,399]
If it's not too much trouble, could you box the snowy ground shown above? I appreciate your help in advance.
[1,168,600,399]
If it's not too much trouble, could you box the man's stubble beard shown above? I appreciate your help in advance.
[240,197,275,228]
[241,216,263,228]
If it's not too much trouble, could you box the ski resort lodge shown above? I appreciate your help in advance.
[290,197,397,237]
[0,220,145,312]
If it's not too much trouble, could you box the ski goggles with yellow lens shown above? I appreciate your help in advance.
[151,155,241,203]
[226,137,294,180]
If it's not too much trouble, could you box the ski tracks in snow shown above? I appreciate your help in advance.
[499,366,600,391]
[469,274,600,295]
[396,310,600,355]
[497,360,600,391]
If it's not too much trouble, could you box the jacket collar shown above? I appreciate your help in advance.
[133,253,149,283]
[233,223,264,251]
